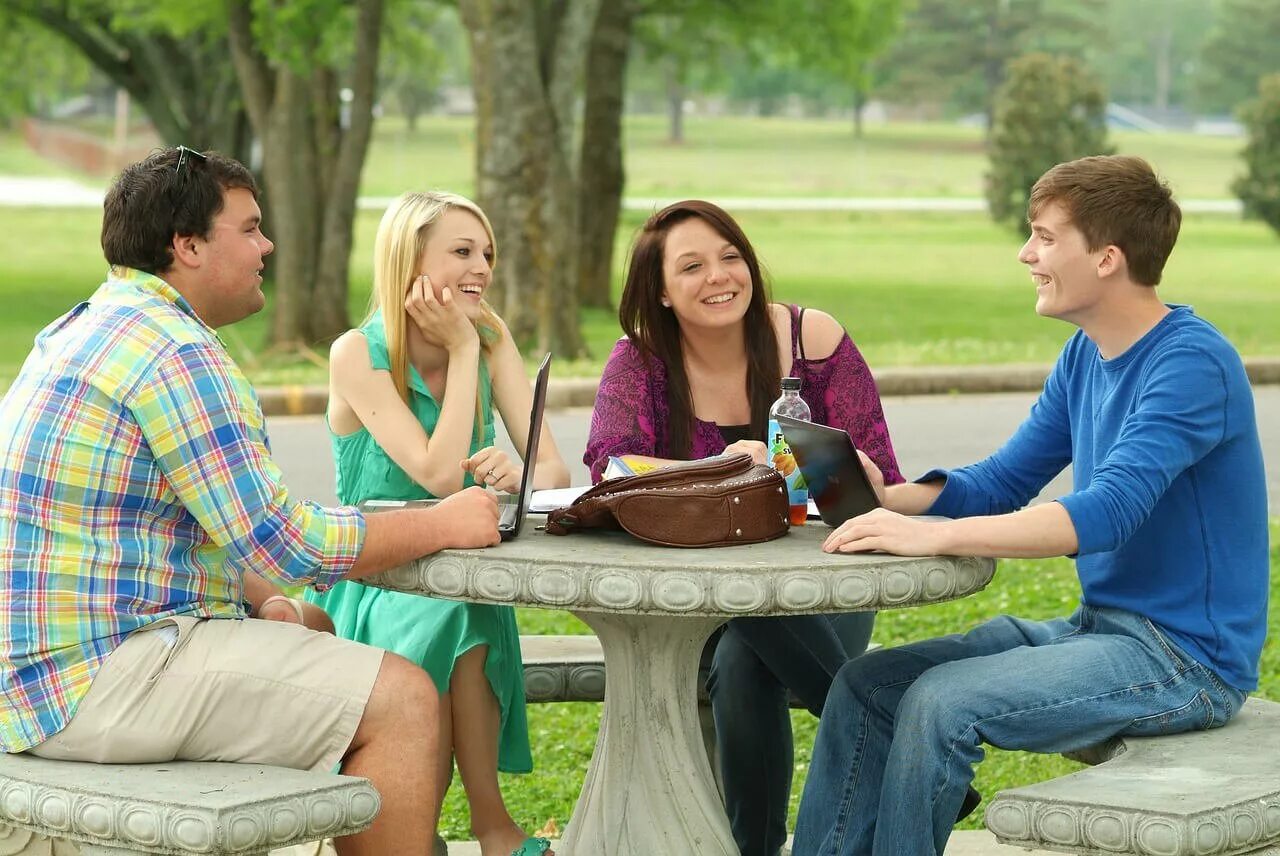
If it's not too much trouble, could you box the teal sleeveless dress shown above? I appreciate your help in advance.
[304,314,532,773]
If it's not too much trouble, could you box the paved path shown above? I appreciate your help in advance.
[0,174,1244,214]
[267,387,1280,512]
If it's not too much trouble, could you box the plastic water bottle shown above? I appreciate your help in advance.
[768,377,810,527]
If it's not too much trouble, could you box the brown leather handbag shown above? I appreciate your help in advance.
[545,453,790,547]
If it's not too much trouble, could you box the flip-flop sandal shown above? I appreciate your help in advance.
[510,837,552,856]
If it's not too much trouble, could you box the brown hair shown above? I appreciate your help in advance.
[102,147,257,274]
[1028,155,1181,286]
[618,200,781,457]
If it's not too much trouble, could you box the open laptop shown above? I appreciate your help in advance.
[362,352,551,541]
[774,414,880,527]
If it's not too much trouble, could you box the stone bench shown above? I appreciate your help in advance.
[519,633,879,706]
[0,753,379,855]
[985,696,1280,856]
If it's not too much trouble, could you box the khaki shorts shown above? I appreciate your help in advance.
[30,616,384,773]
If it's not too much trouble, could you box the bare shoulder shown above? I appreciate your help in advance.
[330,328,370,361]
[329,329,375,383]
[766,302,793,341]
[797,306,846,361]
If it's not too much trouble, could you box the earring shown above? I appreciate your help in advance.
[660,298,671,307]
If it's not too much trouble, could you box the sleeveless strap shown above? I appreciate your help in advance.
[787,304,808,362]
[798,306,808,362]
[787,304,800,360]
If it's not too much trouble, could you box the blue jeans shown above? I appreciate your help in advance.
[706,611,876,856]
[792,606,1246,856]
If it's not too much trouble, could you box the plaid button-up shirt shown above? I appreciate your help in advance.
[0,268,365,752]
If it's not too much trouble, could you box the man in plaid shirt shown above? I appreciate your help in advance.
[0,148,499,854]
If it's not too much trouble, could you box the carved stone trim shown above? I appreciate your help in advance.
[987,698,1280,856]
[369,524,995,617]
[0,758,378,855]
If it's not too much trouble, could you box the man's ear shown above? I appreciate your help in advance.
[170,233,202,270]
[1096,244,1125,279]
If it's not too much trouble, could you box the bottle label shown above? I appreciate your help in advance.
[767,418,808,507]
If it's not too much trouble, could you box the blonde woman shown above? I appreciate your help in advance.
[306,191,569,856]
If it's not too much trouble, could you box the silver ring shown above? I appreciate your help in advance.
[486,467,497,480]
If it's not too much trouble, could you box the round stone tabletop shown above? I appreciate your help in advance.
[367,516,996,617]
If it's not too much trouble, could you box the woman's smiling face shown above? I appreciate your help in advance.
[661,216,753,330]
[418,208,494,319]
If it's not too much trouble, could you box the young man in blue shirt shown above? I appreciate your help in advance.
[792,155,1268,856]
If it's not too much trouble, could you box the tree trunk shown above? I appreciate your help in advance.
[852,81,867,138]
[460,0,598,358]
[313,0,383,343]
[665,59,685,144]
[227,0,383,349]
[577,0,635,310]
[1153,20,1173,113]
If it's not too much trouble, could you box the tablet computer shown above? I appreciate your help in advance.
[774,414,881,527]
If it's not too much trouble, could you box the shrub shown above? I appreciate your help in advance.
[985,53,1112,233]
[1234,73,1280,239]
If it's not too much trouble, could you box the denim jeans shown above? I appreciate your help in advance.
[792,605,1246,856]
[705,611,876,856]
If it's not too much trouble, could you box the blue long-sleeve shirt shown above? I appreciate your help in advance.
[925,306,1268,690]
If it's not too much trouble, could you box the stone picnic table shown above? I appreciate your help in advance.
[367,517,995,856]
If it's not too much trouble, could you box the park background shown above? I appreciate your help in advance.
[1,0,1277,842]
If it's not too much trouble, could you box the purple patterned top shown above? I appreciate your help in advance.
[585,305,904,485]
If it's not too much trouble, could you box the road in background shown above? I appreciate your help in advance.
[269,388,1280,514]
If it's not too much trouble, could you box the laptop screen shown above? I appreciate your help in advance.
[505,352,552,536]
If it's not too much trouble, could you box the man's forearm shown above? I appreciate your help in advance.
[344,508,449,581]
[936,501,1079,558]
[883,480,945,516]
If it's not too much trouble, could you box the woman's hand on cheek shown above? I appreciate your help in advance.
[405,274,478,353]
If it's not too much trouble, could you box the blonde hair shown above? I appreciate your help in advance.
[370,191,503,406]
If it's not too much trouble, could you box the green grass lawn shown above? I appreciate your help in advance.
[466,521,1280,841]
[2,203,1275,390]
[359,115,1247,201]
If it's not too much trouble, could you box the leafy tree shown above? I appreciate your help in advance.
[381,4,461,132]
[985,53,1111,231]
[876,0,1104,127]
[1234,73,1280,238]
[0,14,91,124]
[13,0,394,349]
[631,1,740,145]
[765,0,905,137]
[227,0,386,348]
[1198,0,1280,115]
[1091,0,1213,112]
[7,1,251,158]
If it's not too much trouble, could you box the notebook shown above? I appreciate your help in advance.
[773,414,881,528]
[361,352,552,541]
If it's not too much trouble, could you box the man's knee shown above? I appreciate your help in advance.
[361,652,439,737]
[895,663,977,741]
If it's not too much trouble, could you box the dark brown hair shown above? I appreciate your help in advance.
[1029,155,1181,286]
[618,200,781,457]
[101,147,258,274]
